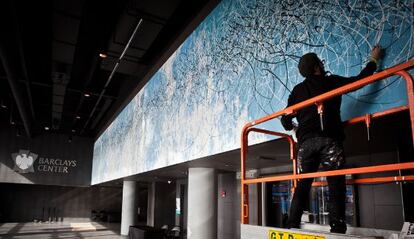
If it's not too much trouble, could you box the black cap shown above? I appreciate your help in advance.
[298,53,320,78]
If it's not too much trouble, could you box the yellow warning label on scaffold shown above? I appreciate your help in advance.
[268,230,326,239]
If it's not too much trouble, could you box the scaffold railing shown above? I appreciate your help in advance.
[240,59,414,224]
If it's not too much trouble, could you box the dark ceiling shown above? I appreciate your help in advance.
[0,0,217,138]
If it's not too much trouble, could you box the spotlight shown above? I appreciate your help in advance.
[71,129,76,133]
[84,93,91,97]
[0,101,7,109]
[99,53,108,58]
[44,126,50,130]
[76,116,81,119]
[167,180,172,184]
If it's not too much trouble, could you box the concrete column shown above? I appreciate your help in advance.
[147,182,155,227]
[121,180,138,235]
[187,168,217,239]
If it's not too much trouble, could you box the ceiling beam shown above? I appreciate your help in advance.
[19,80,118,100]
[66,0,128,135]
[0,0,33,137]
[0,46,32,138]
[16,19,36,122]
[81,18,144,134]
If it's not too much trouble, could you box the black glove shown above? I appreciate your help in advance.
[281,115,294,131]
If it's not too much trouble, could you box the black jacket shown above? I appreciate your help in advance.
[281,61,377,143]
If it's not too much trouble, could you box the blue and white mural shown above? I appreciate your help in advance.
[92,0,414,184]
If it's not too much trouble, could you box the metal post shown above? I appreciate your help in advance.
[397,70,414,147]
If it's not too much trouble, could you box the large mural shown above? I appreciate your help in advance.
[92,0,414,184]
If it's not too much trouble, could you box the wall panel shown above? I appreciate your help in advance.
[0,124,93,186]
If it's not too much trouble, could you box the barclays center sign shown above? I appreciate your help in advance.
[11,149,77,174]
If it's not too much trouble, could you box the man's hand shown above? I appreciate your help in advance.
[371,44,383,61]
[281,115,294,131]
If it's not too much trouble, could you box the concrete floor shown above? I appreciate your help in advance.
[0,222,126,239]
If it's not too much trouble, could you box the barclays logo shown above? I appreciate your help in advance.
[11,150,77,174]
[11,150,38,173]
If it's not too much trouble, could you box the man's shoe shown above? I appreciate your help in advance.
[330,220,347,234]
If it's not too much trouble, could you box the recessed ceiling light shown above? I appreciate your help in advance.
[99,53,107,58]
[76,116,81,119]
[44,126,50,130]
[84,93,91,97]
[167,180,172,184]
[0,100,7,109]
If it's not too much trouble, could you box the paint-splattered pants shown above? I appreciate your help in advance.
[287,137,347,233]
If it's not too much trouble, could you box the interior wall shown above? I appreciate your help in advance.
[357,184,403,230]
[217,172,239,239]
[0,183,122,223]
[137,184,148,224]
[154,181,176,228]
[346,149,404,230]
[393,110,414,223]
[344,113,410,230]
[0,123,94,186]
